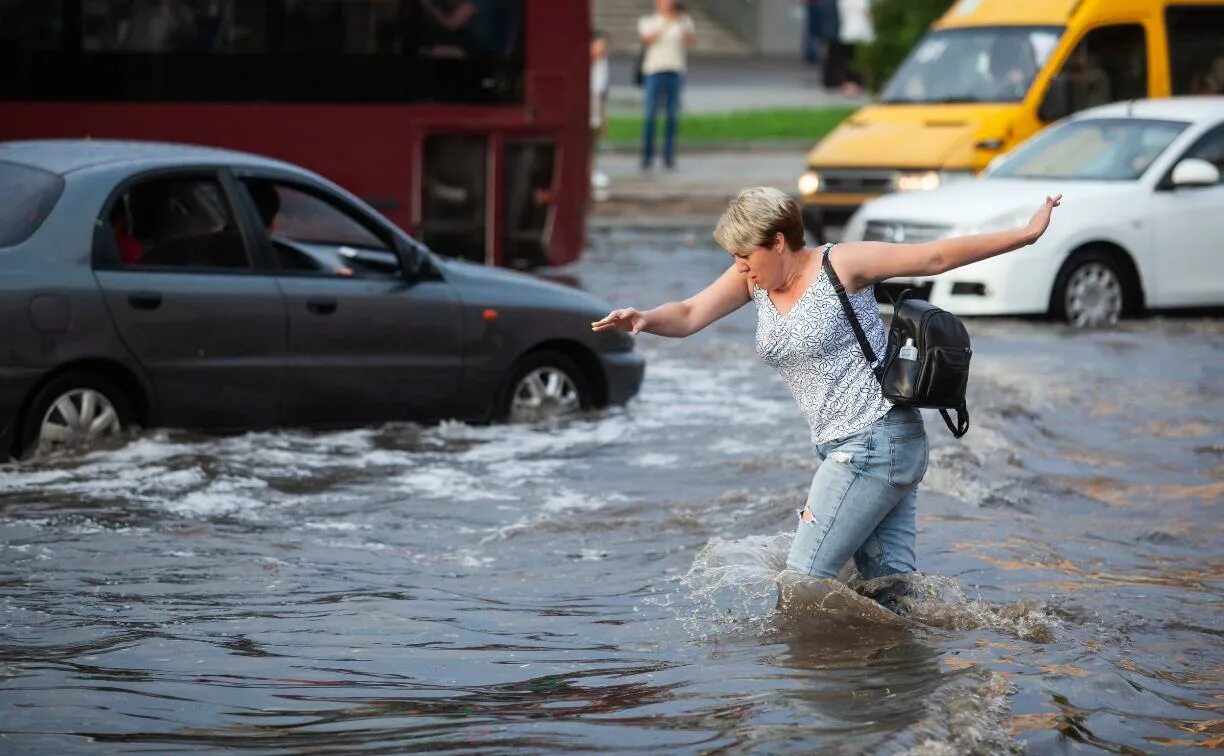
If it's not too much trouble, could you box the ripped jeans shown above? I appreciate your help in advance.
[788,405,929,580]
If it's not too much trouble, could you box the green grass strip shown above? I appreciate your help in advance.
[605,106,857,144]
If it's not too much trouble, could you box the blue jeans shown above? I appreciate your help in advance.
[642,71,682,168]
[788,405,929,580]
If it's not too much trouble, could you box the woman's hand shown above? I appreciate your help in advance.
[592,308,648,335]
[1023,194,1062,244]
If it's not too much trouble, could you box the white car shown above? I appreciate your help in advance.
[842,97,1224,327]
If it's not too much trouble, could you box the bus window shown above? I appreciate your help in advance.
[422,135,488,264]
[1166,6,1224,95]
[0,1,63,50]
[1041,25,1147,122]
[1,0,524,103]
[504,141,556,271]
[81,0,267,53]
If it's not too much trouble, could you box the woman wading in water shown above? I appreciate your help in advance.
[592,187,1060,612]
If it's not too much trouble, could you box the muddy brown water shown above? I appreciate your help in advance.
[2,230,1222,753]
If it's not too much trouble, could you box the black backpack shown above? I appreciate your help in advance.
[821,246,972,438]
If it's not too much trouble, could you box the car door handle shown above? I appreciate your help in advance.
[306,298,338,315]
[128,291,162,310]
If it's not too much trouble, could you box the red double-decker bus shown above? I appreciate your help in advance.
[0,0,589,269]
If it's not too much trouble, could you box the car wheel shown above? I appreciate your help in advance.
[501,351,590,423]
[18,372,132,459]
[1051,251,1133,328]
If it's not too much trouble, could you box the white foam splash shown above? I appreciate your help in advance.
[675,533,1060,643]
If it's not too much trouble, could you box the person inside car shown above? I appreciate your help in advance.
[247,180,355,277]
[111,198,145,265]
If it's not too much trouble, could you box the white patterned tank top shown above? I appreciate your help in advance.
[752,245,893,445]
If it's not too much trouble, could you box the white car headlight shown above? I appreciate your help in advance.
[798,170,822,196]
[962,207,1031,235]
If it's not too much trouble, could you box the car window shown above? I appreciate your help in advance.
[1176,124,1224,185]
[1044,25,1147,119]
[105,175,251,269]
[991,118,1187,181]
[241,179,399,279]
[1166,5,1224,96]
[0,161,65,248]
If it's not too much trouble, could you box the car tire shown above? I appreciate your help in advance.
[1050,249,1137,328]
[18,371,133,460]
[498,351,591,423]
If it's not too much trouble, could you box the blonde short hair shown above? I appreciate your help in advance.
[712,186,806,254]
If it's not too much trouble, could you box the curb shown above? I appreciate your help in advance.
[601,140,814,153]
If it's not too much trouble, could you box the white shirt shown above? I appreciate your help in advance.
[590,56,609,128]
[837,0,875,44]
[638,13,695,75]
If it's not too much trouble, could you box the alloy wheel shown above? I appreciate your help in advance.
[38,388,123,455]
[1064,262,1123,328]
[509,367,581,423]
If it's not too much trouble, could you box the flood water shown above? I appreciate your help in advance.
[2,230,1222,753]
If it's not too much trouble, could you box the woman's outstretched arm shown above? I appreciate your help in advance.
[833,195,1062,293]
[592,263,750,338]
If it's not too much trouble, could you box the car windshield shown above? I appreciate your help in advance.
[882,26,1062,104]
[0,161,65,248]
[989,118,1189,181]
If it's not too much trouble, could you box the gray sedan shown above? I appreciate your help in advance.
[0,140,643,460]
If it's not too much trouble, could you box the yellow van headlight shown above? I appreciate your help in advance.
[893,170,974,192]
[894,171,941,192]
[798,171,822,196]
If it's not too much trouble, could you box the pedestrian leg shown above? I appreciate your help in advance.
[662,73,681,169]
[641,73,661,170]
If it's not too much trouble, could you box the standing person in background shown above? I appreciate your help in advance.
[833,0,874,95]
[638,0,695,172]
[804,0,838,69]
[590,30,612,199]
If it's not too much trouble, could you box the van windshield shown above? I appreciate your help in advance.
[989,118,1188,181]
[882,26,1063,104]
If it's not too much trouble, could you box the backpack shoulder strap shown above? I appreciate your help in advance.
[821,244,881,374]
[939,405,970,438]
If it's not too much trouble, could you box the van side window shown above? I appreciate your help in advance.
[1053,25,1147,117]
[1166,6,1224,95]
[106,176,251,270]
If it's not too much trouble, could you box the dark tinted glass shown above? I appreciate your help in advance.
[1054,25,1148,116]
[110,176,251,269]
[422,134,487,263]
[503,140,554,270]
[0,161,66,248]
[1,0,524,103]
[1166,6,1224,95]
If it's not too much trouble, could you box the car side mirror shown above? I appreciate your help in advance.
[1038,74,1070,123]
[1170,158,1220,188]
[395,238,435,280]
